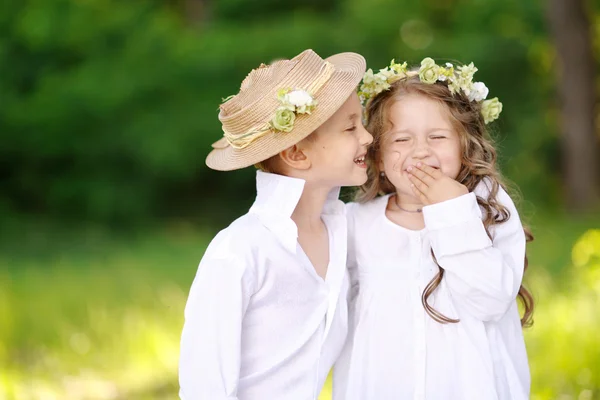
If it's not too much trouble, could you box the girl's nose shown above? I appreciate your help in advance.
[411,139,431,159]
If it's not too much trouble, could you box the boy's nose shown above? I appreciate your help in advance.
[360,125,374,146]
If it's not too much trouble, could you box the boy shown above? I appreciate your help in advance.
[179,49,372,400]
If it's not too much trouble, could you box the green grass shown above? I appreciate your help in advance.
[1,215,599,400]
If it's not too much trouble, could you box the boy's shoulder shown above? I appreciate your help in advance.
[202,212,269,261]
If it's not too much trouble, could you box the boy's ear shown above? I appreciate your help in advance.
[279,144,311,170]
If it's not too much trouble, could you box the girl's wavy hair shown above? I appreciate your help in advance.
[357,74,534,327]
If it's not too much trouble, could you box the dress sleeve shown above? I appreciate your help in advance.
[422,188,526,321]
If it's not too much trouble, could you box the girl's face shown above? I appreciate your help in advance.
[379,93,463,199]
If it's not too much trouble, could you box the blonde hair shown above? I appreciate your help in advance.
[357,74,534,327]
[255,156,279,173]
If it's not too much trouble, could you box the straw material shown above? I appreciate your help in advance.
[206,49,366,171]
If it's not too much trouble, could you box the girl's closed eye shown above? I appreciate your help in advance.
[430,135,447,140]
[394,137,410,143]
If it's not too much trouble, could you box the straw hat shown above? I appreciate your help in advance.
[206,49,366,171]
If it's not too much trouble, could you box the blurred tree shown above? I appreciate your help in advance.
[547,0,600,211]
[166,0,211,24]
[0,0,591,226]
[184,0,210,25]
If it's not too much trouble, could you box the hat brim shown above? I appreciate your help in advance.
[205,52,366,171]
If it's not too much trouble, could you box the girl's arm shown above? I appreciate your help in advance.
[179,254,255,400]
[422,187,525,321]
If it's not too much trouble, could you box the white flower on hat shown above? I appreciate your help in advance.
[285,90,314,108]
[277,88,317,115]
[468,81,489,102]
[269,88,319,133]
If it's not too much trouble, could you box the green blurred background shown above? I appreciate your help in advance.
[2,0,600,399]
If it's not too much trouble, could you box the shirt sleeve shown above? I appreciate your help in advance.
[422,188,526,321]
[179,253,256,400]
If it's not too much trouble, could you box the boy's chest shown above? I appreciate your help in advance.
[240,253,350,366]
[297,228,330,280]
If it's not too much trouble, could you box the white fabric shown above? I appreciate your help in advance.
[179,171,350,400]
[333,181,530,400]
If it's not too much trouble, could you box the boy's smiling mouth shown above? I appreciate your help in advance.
[354,154,367,167]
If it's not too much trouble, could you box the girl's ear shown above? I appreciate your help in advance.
[279,144,311,170]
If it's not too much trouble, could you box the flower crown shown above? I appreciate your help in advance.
[358,58,502,124]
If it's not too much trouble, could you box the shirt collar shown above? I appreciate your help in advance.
[249,171,344,253]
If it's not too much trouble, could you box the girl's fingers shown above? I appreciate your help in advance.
[415,163,443,180]
[408,172,429,192]
[408,174,429,199]
[410,183,428,204]
[408,165,435,185]
[408,172,429,189]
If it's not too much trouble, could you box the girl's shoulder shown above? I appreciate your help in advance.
[473,179,523,232]
[473,177,494,198]
[345,194,391,221]
[345,195,391,240]
[474,178,517,210]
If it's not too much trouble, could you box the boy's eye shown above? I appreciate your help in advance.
[346,126,357,132]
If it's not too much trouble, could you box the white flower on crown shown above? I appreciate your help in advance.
[437,63,455,82]
[359,68,390,99]
[468,82,489,102]
[378,68,396,81]
[455,62,478,96]
[359,57,502,124]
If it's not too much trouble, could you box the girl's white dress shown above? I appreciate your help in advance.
[333,181,530,400]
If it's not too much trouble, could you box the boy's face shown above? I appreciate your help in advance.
[379,93,462,198]
[300,92,373,187]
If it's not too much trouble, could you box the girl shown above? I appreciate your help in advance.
[179,49,373,400]
[333,59,534,400]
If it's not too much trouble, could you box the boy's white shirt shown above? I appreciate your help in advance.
[179,171,350,400]
[333,180,530,400]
